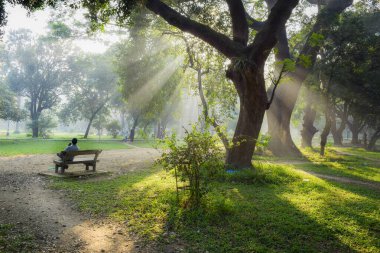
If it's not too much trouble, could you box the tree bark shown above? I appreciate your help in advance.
[225,66,267,169]
[320,107,332,156]
[84,117,94,139]
[301,101,318,148]
[146,0,298,168]
[367,130,380,151]
[31,112,39,138]
[129,116,139,142]
[347,115,364,145]
[330,102,348,146]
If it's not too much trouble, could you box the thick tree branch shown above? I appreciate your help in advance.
[246,12,266,31]
[248,0,299,65]
[145,0,244,58]
[226,0,249,45]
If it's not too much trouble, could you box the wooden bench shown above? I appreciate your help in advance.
[54,150,102,174]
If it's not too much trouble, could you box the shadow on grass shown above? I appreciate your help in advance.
[49,165,377,253]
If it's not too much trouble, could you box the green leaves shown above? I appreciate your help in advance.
[309,33,325,47]
[158,127,224,207]
[282,58,296,72]
[298,54,312,68]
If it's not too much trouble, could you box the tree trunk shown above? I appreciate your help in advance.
[330,115,343,146]
[225,67,267,169]
[32,125,38,138]
[301,97,318,148]
[156,121,162,139]
[347,115,363,145]
[367,130,380,151]
[267,1,352,156]
[129,116,139,142]
[84,117,94,139]
[31,113,39,138]
[6,121,10,137]
[320,109,332,156]
[351,131,359,145]
[267,76,302,156]
[330,102,348,146]
[14,96,21,134]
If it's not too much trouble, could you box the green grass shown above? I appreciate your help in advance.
[51,158,380,252]
[295,147,380,183]
[0,224,38,252]
[0,139,133,156]
[330,147,380,161]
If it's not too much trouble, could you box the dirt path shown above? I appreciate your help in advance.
[332,150,380,164]
[0,148,160,253]
[272,160,380,190]
[297,170,380,190]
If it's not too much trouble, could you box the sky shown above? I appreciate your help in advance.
[3,4,117,53]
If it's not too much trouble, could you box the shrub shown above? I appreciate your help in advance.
[106,120,121,138]
[255,133,271,154]
[158,127,224,207]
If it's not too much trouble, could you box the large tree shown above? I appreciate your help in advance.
[312,11,380,151]
[115,28,182,142]
[261,0,353,156]
[4,29,71,137]
[59,53,117,138]
[82,0,299,168]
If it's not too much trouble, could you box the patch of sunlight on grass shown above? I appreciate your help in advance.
[278,176,380,253]
[51,162,380,252]
[300,148,380,182]
[331,147,380,160]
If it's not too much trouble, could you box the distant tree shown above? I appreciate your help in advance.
[0,84,27,135]
[168,33,237,150]
[318,12,380,149]
[93,114,109,138]
[79,0,299,169]
[263,0,354,156]
[59,53,117,138]
[4,29,71,137]
[115,22,181,142]
[27,111,57,138]
[106,120,121,138]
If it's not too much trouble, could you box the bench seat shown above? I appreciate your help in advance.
[54,150,102,174]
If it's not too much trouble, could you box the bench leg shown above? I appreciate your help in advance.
[55,165,59,173]
[93,164,96,171]
[61,165,68,174]
[85,164,89,171]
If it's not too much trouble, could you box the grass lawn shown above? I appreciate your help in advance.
[0,224,37,252]
[299,147,380,183]
[51,148,380,253]
[330,147,380,160]
[0,139,133,156]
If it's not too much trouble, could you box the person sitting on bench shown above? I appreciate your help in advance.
[57,138,80,161]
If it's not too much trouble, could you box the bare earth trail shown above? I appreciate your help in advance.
[0,148,160,253]
[273,160,380,190]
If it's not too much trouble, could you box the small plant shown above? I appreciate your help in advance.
[158,127,224,207]
[106,120,121,138]
[255,133,271,154]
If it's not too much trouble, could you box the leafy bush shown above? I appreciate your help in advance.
[255,133,271,154]
[158,127,224,207]
[26,112,57,138]
[106,120,121,138]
